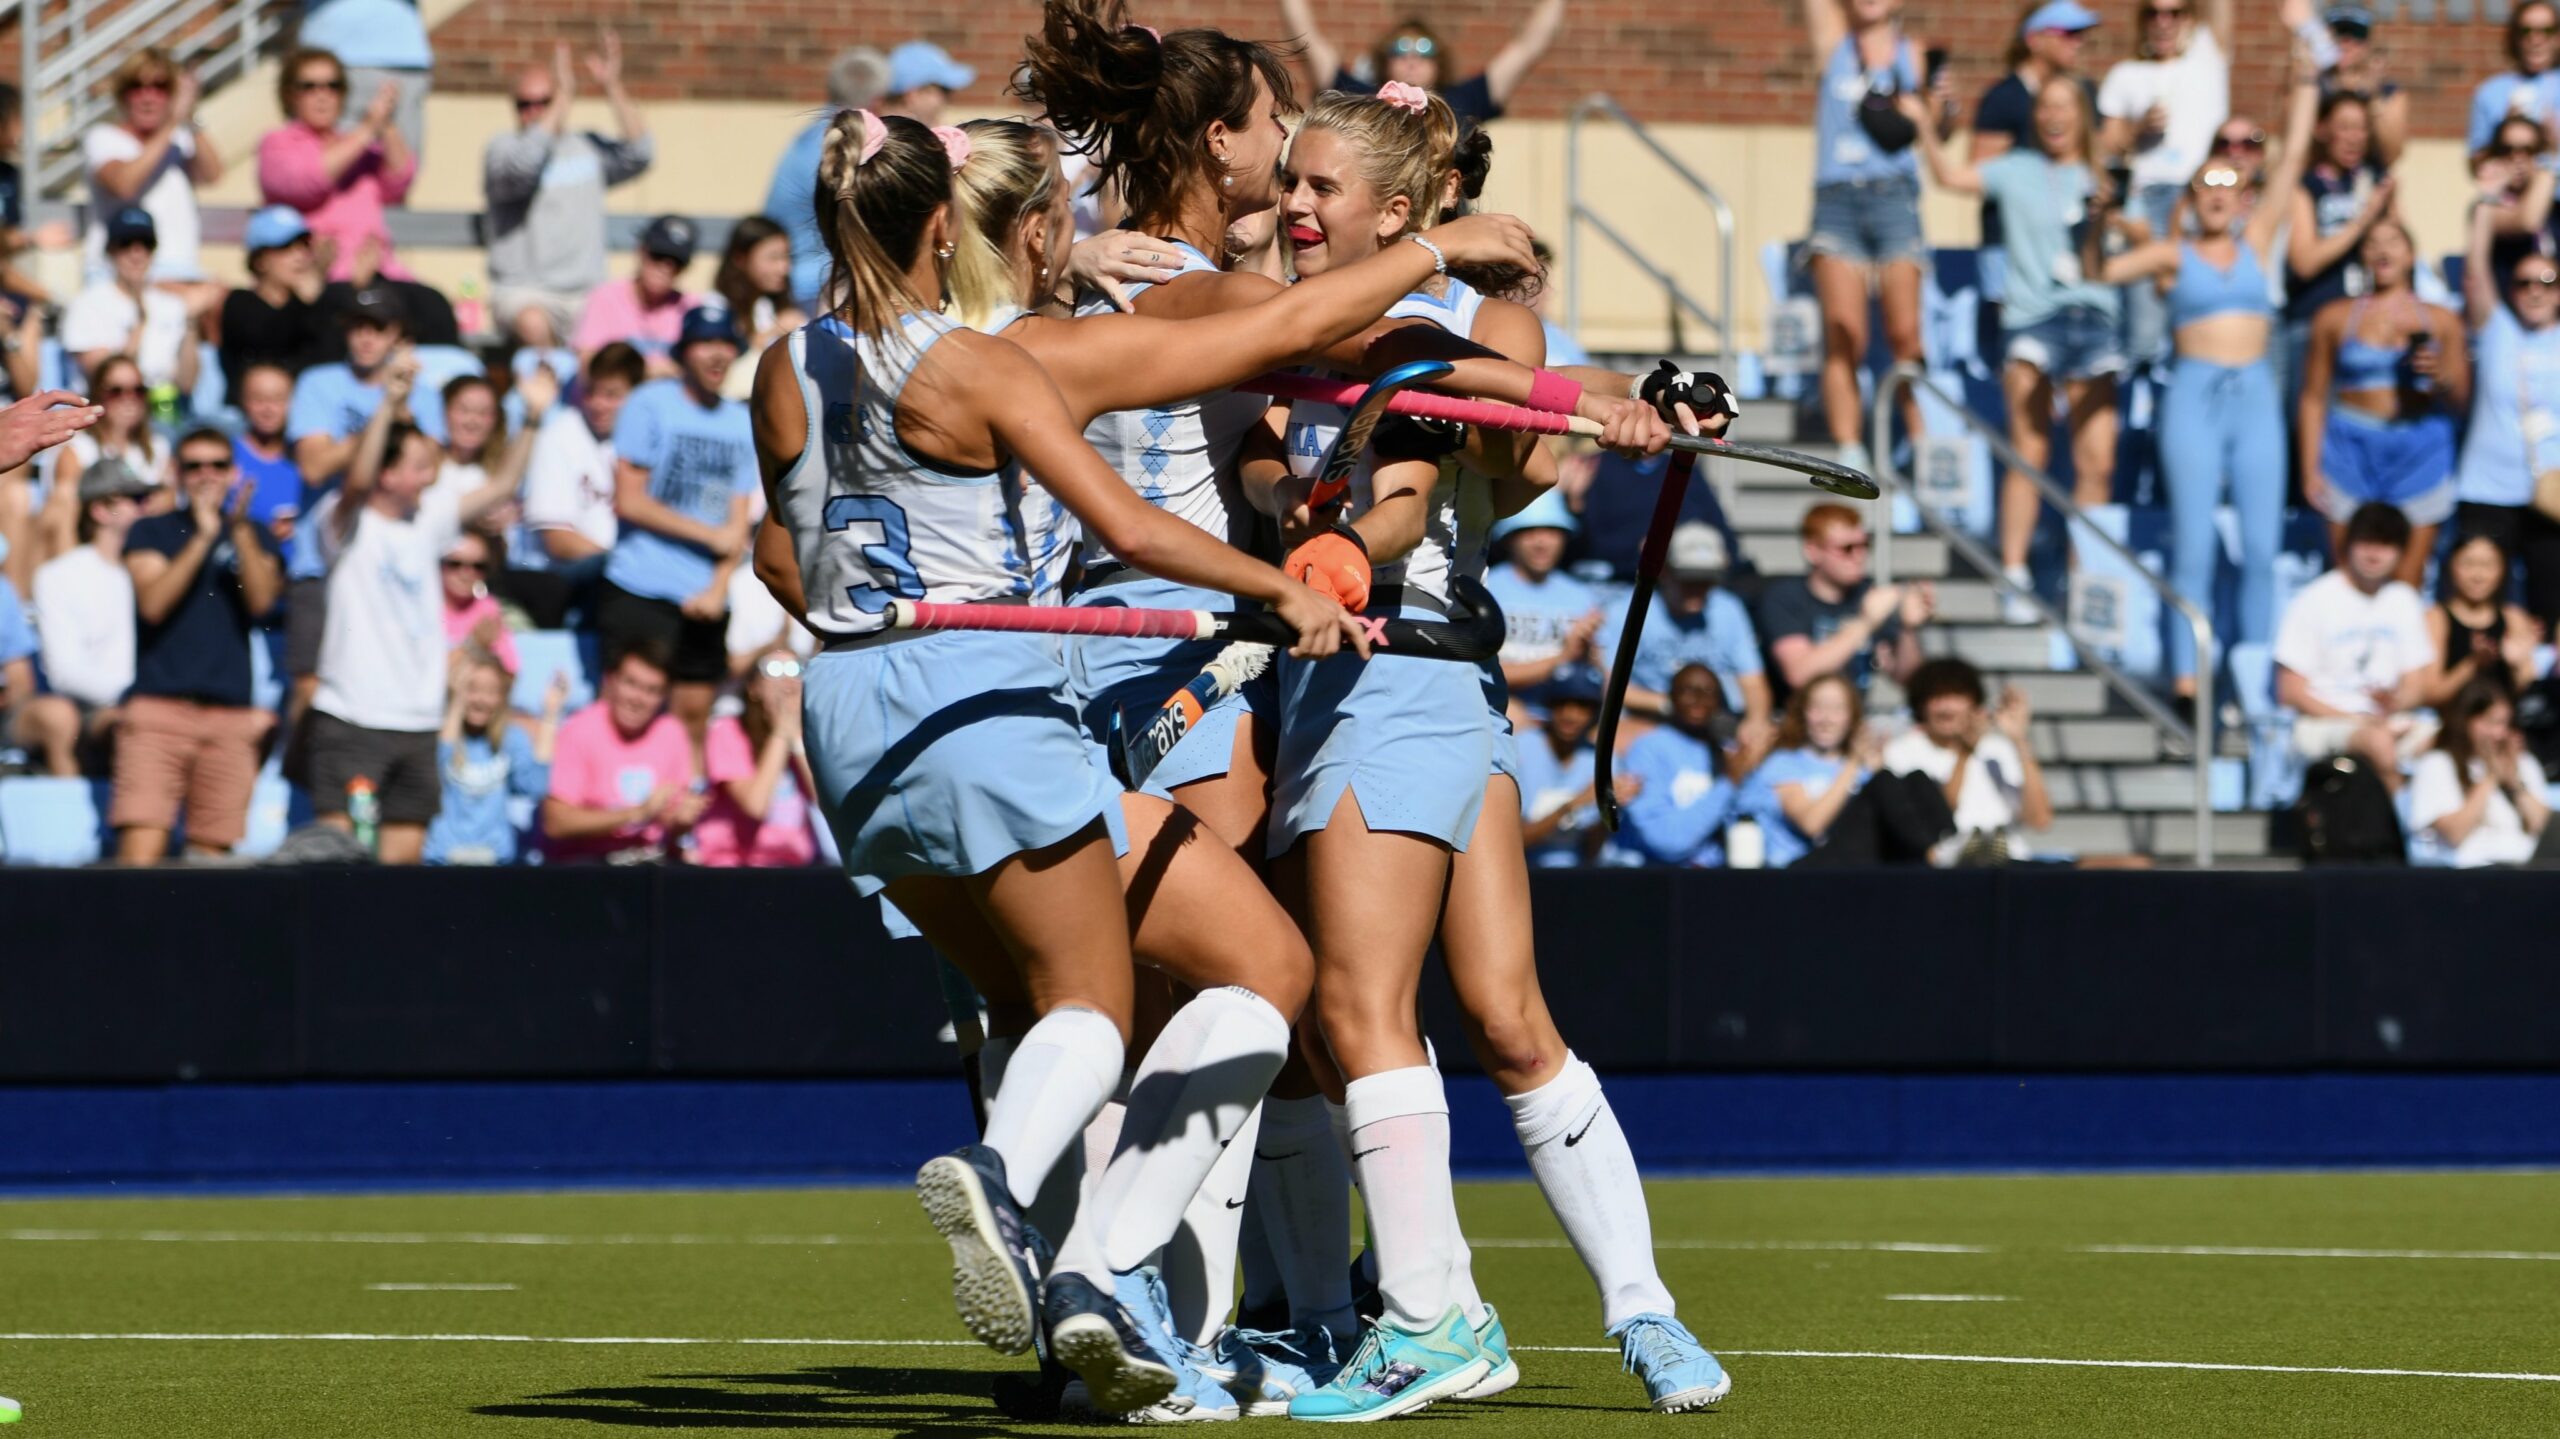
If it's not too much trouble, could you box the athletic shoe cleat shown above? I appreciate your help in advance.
[1609,1312,1732,1413]
[1115,1267,1240,1424]
[1453,1304,1519,1399]
[1214,1323,1345,1416]
[1288,1306,1493,1423]
[1044,1269,1180,1414]
[915,1143,1043,1354]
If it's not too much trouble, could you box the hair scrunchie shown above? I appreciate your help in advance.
[1377,81,1430,113]
[1125,22,1162,43]
[854,108,888,165]
[932,124,973,168]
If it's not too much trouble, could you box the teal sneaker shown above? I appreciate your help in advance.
[1453,1304,1519,1399]
[1287,1306,1491,1423]
[1212,1324,1345,1416]
[1609,1312,1731,1413]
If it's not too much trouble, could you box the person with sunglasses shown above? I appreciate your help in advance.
[2455,166,2560,631]
[1759,501,1931,700]
[2100,47,2318,711]
[2096,0,2233,365]
[81,47,219,289]
[2472,1,2560,163]
[47,355,173,567]
[691,647,820,868]
[437,528,519,677]
[258,47,415,284]
[293,0,432,164]
[2319,7,2406,159]
[1273,0,1565,133]
[485,30,653,352]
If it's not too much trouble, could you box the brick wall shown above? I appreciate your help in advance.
[420,0,2518,137]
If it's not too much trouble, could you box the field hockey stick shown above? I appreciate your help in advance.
[1241,371,1881,501]
[885,574,1506,659]
[1595,449,1698,833]
[1107,358,1462,788]
[933,957,993,1135]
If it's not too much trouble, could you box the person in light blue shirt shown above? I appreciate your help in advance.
[1597,522,1770,743]
[1515,665,1616,868]
[1737,672,1874,870]
[2470,5,2560,158]
[596,305,757,750]
[296,0,432,163]
[766,49,888,312]
[426,650,562,866]
[1483,491,1602,720]
[1611,664,1741,869]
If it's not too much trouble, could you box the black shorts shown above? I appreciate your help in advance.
[303,710,441,824]
[284,576,331,679]
[595,578,728,684]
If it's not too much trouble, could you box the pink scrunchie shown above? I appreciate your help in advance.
[1377,80,1430,113]
[1126,23,1162,43]
[854,108,888,165]
[932,125,973,168]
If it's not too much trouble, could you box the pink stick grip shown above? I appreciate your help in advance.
[897,601,1212,641]
[1245,372,1581,436]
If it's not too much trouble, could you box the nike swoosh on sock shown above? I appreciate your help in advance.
[1352,1146,1388,1161]
[1563,1115,1599,1146]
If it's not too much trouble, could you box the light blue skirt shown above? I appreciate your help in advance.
[1066,573,1273,799]
[804,628,1127,897]
[1268,603,1493,857]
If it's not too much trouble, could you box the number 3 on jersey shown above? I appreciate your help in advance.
[823,494,925,613]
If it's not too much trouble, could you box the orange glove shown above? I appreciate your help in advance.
[1285,527,1372,613]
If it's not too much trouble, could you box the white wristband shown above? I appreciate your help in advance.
[1408,233,1446,276]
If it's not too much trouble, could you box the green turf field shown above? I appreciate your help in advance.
[4,1171,2558,1436]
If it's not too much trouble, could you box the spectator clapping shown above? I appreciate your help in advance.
[485,32,653,351]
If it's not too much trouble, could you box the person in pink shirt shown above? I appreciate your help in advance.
[540,639,704,863]
[571,215,698,378]
[693,649,817,868]
[258,47,416,283]
[439,527,520,674]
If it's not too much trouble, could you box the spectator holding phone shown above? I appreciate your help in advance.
[2426,534,2546,707]
[2408,679,2552,868]
[424,648,563,866]
[2320,8,2405,153]
[2096,0,2233,364]
[541,639,705,863]
[1613,663,1745,868]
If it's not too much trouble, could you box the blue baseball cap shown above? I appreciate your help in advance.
[1541,663,1606,709]
[676,303,743,354]
[243,204,309,254]
[1489,489,1579,543]
[104,205,156,249]
[886,40,974,97]
[2021,1,2100,36]
[2325,5,2374,37]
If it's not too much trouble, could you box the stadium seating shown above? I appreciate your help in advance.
[0,777,108,867]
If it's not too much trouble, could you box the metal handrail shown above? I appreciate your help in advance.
[1563,93,1735,378]
[19,0,294,199]
[1870,362,2218,868]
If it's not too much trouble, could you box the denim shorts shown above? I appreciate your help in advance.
[1806,176,1928,269]
[2004,304,2127,383]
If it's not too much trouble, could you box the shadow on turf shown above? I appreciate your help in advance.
[473,1365,1022,1432]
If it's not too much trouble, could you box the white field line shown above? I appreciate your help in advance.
[0,1333,2551,1384]
[1884,1294,2015,1302]
[1472,1238,1994,1254]
[364,1283,519,1292]
[2074,1244,2560,1262]
[0,1229,930,1247]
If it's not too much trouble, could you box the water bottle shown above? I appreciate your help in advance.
[347,777,380,856]
[147,382,181,430]
[2398,332,2437,397]
[456,278,488,339]
[1726,817,1765,870]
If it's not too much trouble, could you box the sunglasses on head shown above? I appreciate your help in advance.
[2196,167,2246,189]
[179,455,233,474]
[1388,35,1437,56]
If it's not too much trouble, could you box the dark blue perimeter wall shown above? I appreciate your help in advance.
[4,867,2559,1187]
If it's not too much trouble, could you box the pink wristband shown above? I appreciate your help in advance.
[1526,370,1583,416]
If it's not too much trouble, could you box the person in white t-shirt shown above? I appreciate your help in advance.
[1885,657,2054,864]
[520,341,642,595]
[59,207,201,393]
[82,48,221,285]
[2407,678,2553,868]
[2275,501,2438,776]
[2098,0,2232,361]
[15,461,152,775]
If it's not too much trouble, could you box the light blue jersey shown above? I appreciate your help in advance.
[603,377,760,603]
[1612,726,1734,868]
[425,728,549,866]
[1484,563,1599,668]
[1514,732,1597,868]
[2457,306,2560,508]
[1601,587,1762,714]
[1739,747,1863,870]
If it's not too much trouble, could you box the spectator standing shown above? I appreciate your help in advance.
[764,48,887,314]
[1739,671,1878,869]
[293,0,431,164]
[1759,501,1930,697]
[2096,0,2233,364]
[40,361,172,584]
[231,364,303,536]
[439,527,518,676]
[2458,178,2560,628]
[259,48,416,284]
[2408,679,2552,868]
[114,429,282,863]
[598,307,756,753]
[1274,0,1564,133]
[1515,665,1616,867]
[1969,2,2100,319]
[877,40,973,126]
[514,342,642,624]
[1801,0,1933,473]
[694,650,818,868]
[572,216,700,375]
[540,640,705,863]
[218,207,329,400]
[19,462,149,775]
[2283,89,2397,403]
[302,411,460,864]
[82,50,220,287]
[2321,7,2405,158]
[1599,523,1772,744]
[1613,663,1744,868]
[2298,218,2465,583]
[484,32,653,351]
[2473,114,2558,284]
[61,208,200,394]
[1483,494,1602,713]
[283,286,411,723]
[1909,72,2124,622]
[1884,658,2054,865]
[424,649,563,866]
[2470,1,2560,160]
[2275,502,2435,775]
[710,216,805,396]
[2426,535,2545,707]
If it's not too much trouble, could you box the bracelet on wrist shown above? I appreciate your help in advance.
[1406,232,1446,276]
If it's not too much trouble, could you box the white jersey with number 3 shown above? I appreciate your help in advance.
[778,312,1034,642]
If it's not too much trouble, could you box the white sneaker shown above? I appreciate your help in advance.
[1999,565,2041,626]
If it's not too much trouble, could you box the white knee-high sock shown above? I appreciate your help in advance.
[1418,1044,1488,1327]
[1248,1093,1356,1337]
[1054,986,1292,1285]
[986,1036,1090,1252]
[1164,1101,1260,1345]
[978,1006,1124,1206]
[1505,1053,1674,1327]
[1343,1066,1457,1330]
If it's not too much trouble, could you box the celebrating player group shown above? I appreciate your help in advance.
[748,0,1805,1420]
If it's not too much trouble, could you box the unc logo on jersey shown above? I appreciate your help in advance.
[824,401,860,448]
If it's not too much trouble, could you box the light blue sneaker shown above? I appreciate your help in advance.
[1043,1270,1178,1414]
[1609,1312,1731,1413]
[1212,1324,1345,1416]
[1288,1306,1491,1423]
[1454,1305,1519,1399]
[1114,1267,1240,1423]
